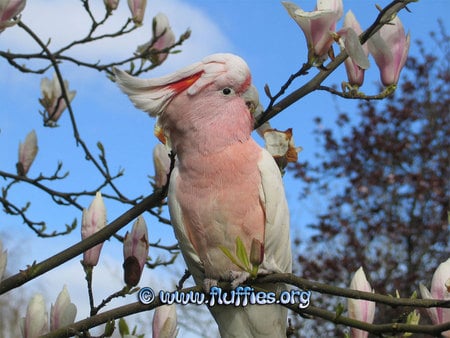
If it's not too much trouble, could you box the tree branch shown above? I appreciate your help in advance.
[0,190,166,295]
[256,0,418,128]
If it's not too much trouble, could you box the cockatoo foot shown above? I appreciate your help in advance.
[259,259,283,276]
[203,278,218,293]
[230,270,250,288]
[255,266,280,276]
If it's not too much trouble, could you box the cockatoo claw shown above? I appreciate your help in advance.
[230,271,250,288]
[255,267,272,276]
[203,278,218,293]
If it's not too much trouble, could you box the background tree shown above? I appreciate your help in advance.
[292,22,450,336]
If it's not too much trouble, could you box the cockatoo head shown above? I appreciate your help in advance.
[114,53,261,153]
[114,53,253,118]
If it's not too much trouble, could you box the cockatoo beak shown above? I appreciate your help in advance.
[241,85,260,113]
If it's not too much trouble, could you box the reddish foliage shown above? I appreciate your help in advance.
[291,24,449,336]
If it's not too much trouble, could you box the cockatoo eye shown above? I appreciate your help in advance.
[221,87,234,95]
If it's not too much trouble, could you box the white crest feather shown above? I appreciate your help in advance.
[113,62,203,117]
[114,53,251,117]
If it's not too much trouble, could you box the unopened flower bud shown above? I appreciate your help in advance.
[152,304,178,338]
[128,0,147,25]
[338,10,369,87]
[136,13,175,65]
[50,285,77,330]
[249,238,264,267]
[81,192,107,267]
[21,294,48,338]
[420,258,450,336]
[368,16,410,86]
[104,0,119,11]
[123,215,149,286]
[0,0,26,32]
[17,130,38,176]
[348,267,375,338]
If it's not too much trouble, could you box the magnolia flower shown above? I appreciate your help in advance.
[17,130,38,176]
[261,128,302,173]
[153,143,171,188]
[128,0,147,25]
[39,73,76,124]
[0,239,7,280]
[0,0,26,32]
[368,15,410,86]
[103,0,119,11]
[152,304,178,338]
[420,258,450,337]
[339,10,369,87]
[283,0,343,64]
[81,192,107,267]
[50,285,77,330]
[348,267,375,338]
[21,294,48,338]
[136,13,175,64]
[123,215,149,286]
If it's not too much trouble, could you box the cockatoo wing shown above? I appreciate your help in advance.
[258,148,292,275]
[167,148,291,338]
[209,148,292,338]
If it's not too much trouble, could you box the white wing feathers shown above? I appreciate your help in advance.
[258,148,292,274]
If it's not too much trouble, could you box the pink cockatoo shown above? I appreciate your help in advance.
[114,53,292,337]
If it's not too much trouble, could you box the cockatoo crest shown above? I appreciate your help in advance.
[114,53,251,117]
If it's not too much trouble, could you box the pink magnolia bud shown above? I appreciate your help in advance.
[17,130,38,176]
[339,10,369,87]
[152,304,178,338]
[368,15,410,86]
[103,0,119,11]
[283,0,343,64]
[0,0,26,32]
[39,73,76,124]
[21,294,48,338]
[0,239,7,280]
[123,215,149,286]
[420,258,450,337]
[81,192,107,267]
[50,285,77,330]
[250,238,264,267]
[348,267,375,338]
[136,13,176,65]
[152,143,171,188]
[127,0,147,25]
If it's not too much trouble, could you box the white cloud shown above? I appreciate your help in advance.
[1,0,232,73]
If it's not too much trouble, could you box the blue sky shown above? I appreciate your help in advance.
[0,0,448,336]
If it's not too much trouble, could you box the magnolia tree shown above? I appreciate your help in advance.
[0,0,449,337]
